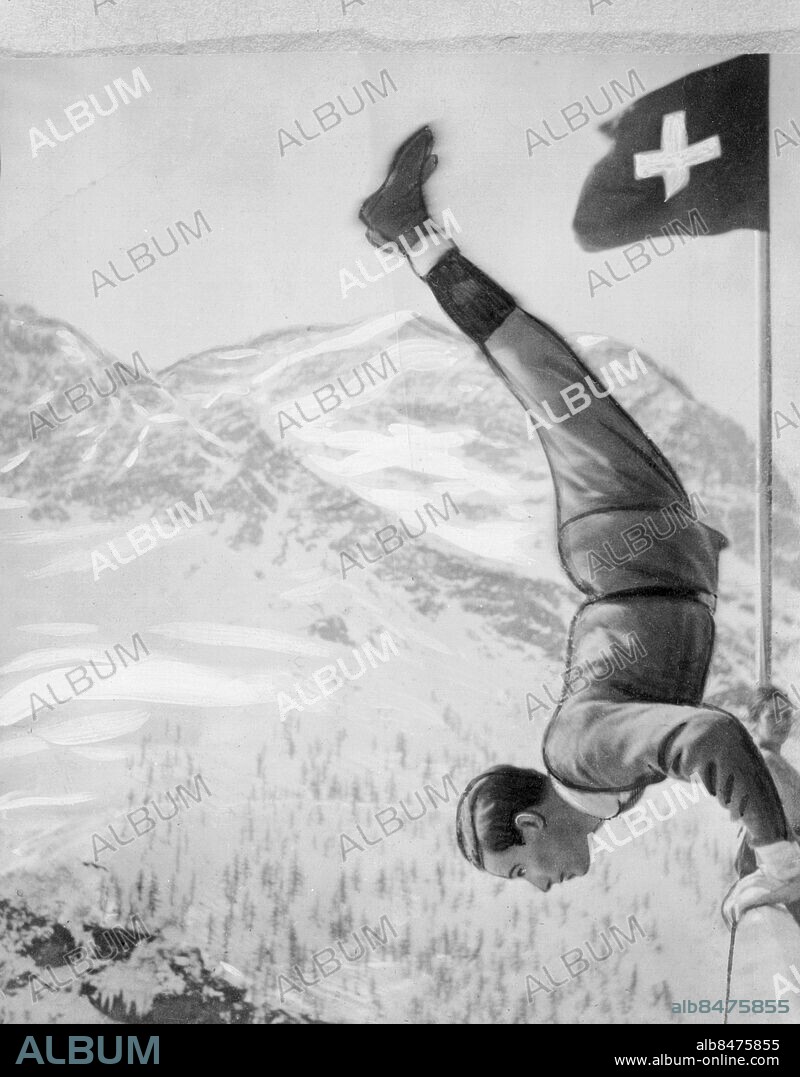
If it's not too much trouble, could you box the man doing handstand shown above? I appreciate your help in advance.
[357,125,800,926]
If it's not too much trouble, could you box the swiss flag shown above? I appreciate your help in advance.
[572,55,769,252]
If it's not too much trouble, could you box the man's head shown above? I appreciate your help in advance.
[455,765,595,891]
[746,685,795,753]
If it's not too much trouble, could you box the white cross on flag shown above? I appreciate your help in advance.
[573,55,768,251]
[634,110,722,201]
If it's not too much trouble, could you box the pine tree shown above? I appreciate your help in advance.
[146,874,160,916]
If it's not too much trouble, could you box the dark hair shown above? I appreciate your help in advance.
[455,764,549,870]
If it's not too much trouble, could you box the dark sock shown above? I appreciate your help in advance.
[422,249,517,345]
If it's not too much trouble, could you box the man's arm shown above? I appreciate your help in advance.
[548,697,800,924]
[657,705,789,846]
[549,698,789,846]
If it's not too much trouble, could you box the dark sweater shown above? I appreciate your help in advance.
[542,593,788,843]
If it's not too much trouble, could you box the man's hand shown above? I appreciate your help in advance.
[722,839,800,927]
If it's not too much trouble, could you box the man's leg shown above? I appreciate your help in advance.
[409,239,686,522]
[406,235,726,598]
[363,125,680,520]
[360,126,727,598]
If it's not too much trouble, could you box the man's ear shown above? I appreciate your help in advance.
[514,809,546,834]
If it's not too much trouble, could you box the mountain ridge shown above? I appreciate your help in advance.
[1,298,798,1025]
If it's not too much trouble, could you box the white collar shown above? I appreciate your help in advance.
[552,779,627,820]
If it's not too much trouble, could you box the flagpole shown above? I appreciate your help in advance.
[755,228,772,687]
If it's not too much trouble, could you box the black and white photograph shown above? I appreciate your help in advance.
[2,4,800,1052]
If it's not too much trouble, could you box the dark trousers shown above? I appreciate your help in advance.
[481,308,727,600]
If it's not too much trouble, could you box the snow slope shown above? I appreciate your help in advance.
[1,299,799,1024]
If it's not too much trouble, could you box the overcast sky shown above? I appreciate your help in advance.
[2,53,800,487]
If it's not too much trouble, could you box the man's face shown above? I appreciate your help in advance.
[481,784,594,892]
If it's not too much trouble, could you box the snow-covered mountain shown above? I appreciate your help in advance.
[0,299,798,1025]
